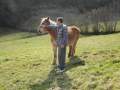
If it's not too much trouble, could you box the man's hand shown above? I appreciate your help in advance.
[61,45,64,48]
[53,41,57,46]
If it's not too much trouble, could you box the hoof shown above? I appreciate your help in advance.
[70,57,74,63]
[52,62,56,65]
[70,57,74,60]
[68,54,70,58]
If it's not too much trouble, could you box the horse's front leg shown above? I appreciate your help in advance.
[52,46,57,65]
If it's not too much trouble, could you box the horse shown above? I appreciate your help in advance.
[38,17,80,65]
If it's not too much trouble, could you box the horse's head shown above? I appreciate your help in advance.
[41,17,51,26]
[37,17,51,33]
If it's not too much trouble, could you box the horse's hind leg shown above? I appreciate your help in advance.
[71,48,74,57]
[52,47,57,65]
[70,40,77,62]
[72,37,79,57]
[68,46,72,58]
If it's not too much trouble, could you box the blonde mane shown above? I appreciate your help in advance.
[41,17,56,25]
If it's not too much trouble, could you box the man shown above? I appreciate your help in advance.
[43,17,68,73]
[55,17,68,73]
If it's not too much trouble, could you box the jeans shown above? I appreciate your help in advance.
[58,46,66,70]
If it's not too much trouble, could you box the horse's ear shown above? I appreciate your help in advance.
[40,18,43,20]
[47,17,50,20]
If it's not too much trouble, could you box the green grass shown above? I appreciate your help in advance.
[0,32,120,90]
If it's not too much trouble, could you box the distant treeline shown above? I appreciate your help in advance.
[0,0,112,27]
[79,0,120,34]
[0,0,120,34]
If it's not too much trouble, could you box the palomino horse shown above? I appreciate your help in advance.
[38,17,80,65]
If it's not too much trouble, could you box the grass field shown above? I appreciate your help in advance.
[0,31,120,90]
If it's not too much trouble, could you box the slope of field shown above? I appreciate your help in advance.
[0,32,120,90]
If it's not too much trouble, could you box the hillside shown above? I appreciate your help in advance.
[0,0,114,30]
[0,31,120,90]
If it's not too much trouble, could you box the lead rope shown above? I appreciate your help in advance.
[56,47,59,67]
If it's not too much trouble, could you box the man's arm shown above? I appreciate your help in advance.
[47,25,57,30]
[40,24,57,30]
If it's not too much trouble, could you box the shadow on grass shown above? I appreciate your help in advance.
[80,31,120,36]
[30,67,72,90]
[80,31,120,39]
[66,56,85,71]
[0,27,37,38]
[0,28,18,37]
[30,56,85,90]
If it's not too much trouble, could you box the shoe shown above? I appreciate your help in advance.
[56,69,65,73]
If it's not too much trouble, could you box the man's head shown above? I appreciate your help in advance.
[56,17,63,25]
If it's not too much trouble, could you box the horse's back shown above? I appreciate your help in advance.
[68,25,80,32]
[67,25,80,45]
[67,25,80,38]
